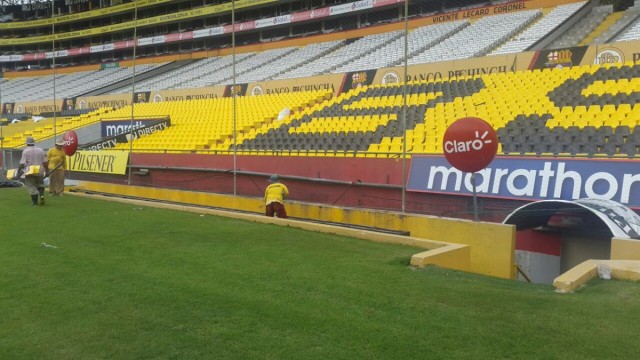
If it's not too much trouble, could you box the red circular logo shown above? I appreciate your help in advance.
[442,117,498,173]
[62,130,78,156]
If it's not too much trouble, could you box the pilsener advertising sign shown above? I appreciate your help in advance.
[407,156,640,208]
[67,150,129,175]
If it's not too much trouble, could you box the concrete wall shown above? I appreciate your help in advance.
[560,233,611,273]
[514,229,562,284]
[611,238,640,260]
[76,181,516,279]
[551,237,640,291]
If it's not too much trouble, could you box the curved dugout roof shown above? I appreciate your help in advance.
[503,199,640,240]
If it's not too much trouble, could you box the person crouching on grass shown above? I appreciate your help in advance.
[264,174,289,218]
[19,136,48,206]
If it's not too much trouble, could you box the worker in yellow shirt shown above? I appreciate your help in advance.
[47,139,66,196]
[264,174,289,218]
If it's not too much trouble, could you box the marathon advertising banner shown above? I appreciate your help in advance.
[66,150,129,175]
[528,46,588,70]
[100,117,171,141]
[407,156,640,209]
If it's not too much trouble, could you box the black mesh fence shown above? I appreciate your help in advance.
[1,0,639,221]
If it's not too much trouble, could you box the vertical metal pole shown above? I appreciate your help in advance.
[232,0,237,195]
[127,1,138,185]
[0,76,3,171]
[0,121,3,172]
[52,0,57,143]
[401,0,409,212]
[471,172,479,221]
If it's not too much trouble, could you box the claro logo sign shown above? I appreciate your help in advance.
[407,156,640,208]
[444,129,493,153]
[443,117,498,173]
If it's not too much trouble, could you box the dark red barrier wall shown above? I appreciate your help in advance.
[75,153,525,222]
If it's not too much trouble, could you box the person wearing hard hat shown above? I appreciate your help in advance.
[18,136,48,206]
[47,139,66,196]
[264,174,289,218]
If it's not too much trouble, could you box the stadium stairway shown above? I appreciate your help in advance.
[581,9,624,45]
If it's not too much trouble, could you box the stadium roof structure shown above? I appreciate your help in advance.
[503,199,640,240]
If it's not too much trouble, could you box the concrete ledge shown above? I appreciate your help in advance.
[553,260,640,292]
[410,244,471,272]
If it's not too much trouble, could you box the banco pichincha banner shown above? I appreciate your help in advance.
[247,73,342,97]
[12,99,64,115]
[149,86,225,102]
[372,53,522,85]
[74,93,132,110]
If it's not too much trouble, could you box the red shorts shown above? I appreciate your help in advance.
[266,201,287,218]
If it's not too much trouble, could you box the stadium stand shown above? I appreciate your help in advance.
[331,21,468,73]
[2,1,640,100]
[588,3,640,44]
[104,90,334,153]
[409,10,542,64]
[1,107,113,148]
[0,64,164,102]
[9,60,626,160]
[231,41,344,84]
[580,9,624,45]
[113,54,254,92]
[1,0,640,162]
[221,47,299,84]
[112,42,347,91]
[613,7,640,42]
[547,4,613,49]
[274,31,404,80]
[490,2,587,55]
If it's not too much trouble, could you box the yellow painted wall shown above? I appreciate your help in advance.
[291,202,515,278]
[411,244,471,272]
[77,181,516,279]
[611,238,640,260]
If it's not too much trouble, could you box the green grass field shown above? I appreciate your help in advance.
[1,187,639,359]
